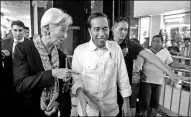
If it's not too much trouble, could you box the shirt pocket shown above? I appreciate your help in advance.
[82,63,99,92]
[85,63,97,74]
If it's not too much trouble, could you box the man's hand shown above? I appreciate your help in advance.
[83,89,100,110]
[182,65,190,71]
[1,50,10,58]
[44,101,59,116]
[122,97,131,116]
[122,48,128,57]
[77,88,96,116]
[140,70,147,81]
[171,73,189,81]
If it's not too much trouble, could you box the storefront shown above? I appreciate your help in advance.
[164,12,190,47]
[1,15,12,39]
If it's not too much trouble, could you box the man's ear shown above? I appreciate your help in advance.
[112,26,114,32]
[88,28,92,37]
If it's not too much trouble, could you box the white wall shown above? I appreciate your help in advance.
[134,1,190,17]
[150,15,162,44]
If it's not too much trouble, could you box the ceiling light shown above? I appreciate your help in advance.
[164,14,185,19]
[1,8,11,13]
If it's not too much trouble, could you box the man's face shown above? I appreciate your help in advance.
[171,41,177,46]
[24,29,29,38]
[184,40,190,47]
[113,21,128,40]
[151,37,163,50]
[12,25,24,40]
[88,17,109,48]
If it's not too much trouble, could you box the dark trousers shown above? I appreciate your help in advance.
[139,82,161,111]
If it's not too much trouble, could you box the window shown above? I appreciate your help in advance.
[91,1,103,14]
[164,12,190,47]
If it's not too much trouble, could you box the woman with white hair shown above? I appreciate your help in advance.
[13,8,78,117]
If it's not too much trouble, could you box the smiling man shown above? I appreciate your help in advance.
[72,13,131,116]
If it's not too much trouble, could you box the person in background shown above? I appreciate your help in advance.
[139,35,190,116]
[130,38,144,116]
[180,37,190,58]
[0,41,12,116]
[167,40,180,56]
[180,37,190,77]
[142,37,150,49]
[24,26,30,39]
[111,17,188,116]
[1,20,29,117]
[159,28,169,48]
[6,30,13,39]
[13,8,78,117]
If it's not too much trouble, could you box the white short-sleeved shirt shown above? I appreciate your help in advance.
[142,48,173,85]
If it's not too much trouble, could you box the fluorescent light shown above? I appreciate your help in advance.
[165,18,183,22]
[164,14,185,19]
[1,8,11,13]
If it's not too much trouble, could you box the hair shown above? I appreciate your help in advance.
[24,26,29,30]
[152,35,163,42]
[113,17,128,26]
[40,8,73,36]
[184,37,190,42]
[41,8,73,36]
[159,28,166,36]
[132,38,140,43]
[11,20,25,28]
[87,12,110,29]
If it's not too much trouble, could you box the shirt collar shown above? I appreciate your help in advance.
[88,38,110,51]
[14,37,24,43]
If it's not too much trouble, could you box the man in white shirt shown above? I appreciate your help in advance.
[1,20,28,117]
[140,35,190,116]
[72,13,131,116]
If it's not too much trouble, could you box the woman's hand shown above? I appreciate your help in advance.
[122,48,128,57]
[52,68,79,81]
[44,101,59,116]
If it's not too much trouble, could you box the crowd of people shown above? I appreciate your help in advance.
[1,8,190,117]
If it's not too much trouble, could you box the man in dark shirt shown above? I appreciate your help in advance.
[111,17,186,116]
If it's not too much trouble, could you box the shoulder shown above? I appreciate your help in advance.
[145,48,150,51]
[129,40,141,47]
[161,48,170,53]
[16,40,34,50]
[159,48,171,57]
[107,40,120,48]
[74,42,89,53]
[1,38,12,43]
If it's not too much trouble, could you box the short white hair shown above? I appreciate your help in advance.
[41,8,72,28]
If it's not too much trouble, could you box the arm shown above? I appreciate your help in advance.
[166,49,190,71]
[13,43,54,93]
[71,48,83,94]
[169,62,190,70]
[117,44,131,98]
[139,50,174,77]
[116,43,131,116]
